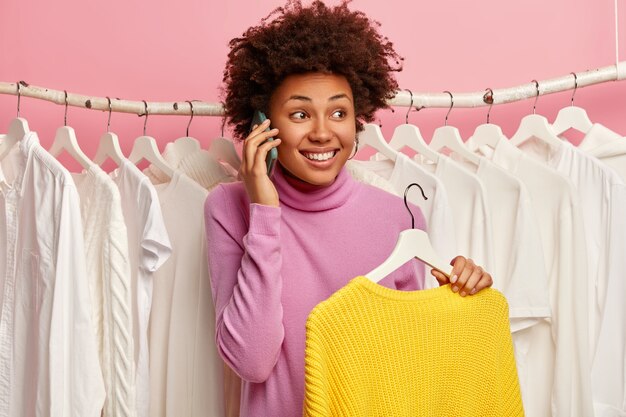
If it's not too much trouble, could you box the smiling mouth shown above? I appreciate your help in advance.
[301,150,338,161]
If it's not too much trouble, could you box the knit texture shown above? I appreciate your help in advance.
[73,165,136,417]
[303,277,524,417]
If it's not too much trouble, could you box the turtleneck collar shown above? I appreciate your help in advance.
[272,163,358,212]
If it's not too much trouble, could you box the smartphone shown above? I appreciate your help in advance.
[250,110,278,176]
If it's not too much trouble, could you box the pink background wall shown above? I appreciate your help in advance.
[2,0,625,171]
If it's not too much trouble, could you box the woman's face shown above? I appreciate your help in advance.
[268,72,357,186]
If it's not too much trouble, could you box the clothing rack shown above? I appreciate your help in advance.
[1,61,626,117]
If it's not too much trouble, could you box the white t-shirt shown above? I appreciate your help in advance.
[72,164,136,417]
[579,123,626,182]
[414,154,495,275]
[0,132,105,417]
[520,139,626,409]
[347,154,457,288]
[449,153,550,330]
[147,170,224,417]
[110,159,172,417]
[470,136,593,417]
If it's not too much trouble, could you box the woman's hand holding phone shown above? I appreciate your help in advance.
[240,118,282,207]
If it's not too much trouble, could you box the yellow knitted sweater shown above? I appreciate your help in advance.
[303,277,524,417]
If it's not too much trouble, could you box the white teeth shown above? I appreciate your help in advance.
[303,151,335,161]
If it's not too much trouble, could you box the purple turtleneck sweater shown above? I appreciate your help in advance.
[204,165,426,417]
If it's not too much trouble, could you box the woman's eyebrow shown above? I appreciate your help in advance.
[285,93,352,104]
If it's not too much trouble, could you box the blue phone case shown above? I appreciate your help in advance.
[250,111,278,176]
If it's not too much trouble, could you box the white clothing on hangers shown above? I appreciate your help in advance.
[145,142,235,192]
[109,159,172,417]
[0,132,105,417]
[71,164,136,417]
[347,154,457,288]
[578,123,626,182]
[147,171,224,417]
[471,137,594,417]
[414,154,495,276]
[521,136,626,408]
[449,154,550,330]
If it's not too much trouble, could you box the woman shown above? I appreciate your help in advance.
[205,2,494,416]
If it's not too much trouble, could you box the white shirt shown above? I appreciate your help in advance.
[110,159,171,417]
[0,132,104,417]
[72,164,136,417]
[484,136,599,417]
[520,139,626,416]
[147,171,224,417]
[414,154,495,275]
[579,123,626,182]
[144,142,235,192]
[347,155,457,289]
[450,153,550,330]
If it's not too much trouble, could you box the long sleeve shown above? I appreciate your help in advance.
[49,185,105,417]
[205,186,284,383]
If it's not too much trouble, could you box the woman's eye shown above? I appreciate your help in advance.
[332,110,345,118]
[291,111,307,120]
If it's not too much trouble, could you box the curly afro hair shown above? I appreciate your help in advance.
[221,0,403,141]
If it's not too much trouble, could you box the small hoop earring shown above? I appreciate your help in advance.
[347,137,359,160]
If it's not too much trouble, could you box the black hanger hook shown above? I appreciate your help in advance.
[443,91,454,126]
[186,100,195,137]
[531,80,540,114]
[142,100,149,136]
[404,183,428,229]
[63,90,69,126]
[16,81,22,118]
[106,97,112,132]
[570,72,578,106]
[405,89,414,124]
[483,88,494,124]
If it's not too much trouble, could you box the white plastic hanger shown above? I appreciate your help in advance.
[48,91,94,170]
[470,88,509,149]
[356,123,398,161]
[551,73,593,137]
[128,101,174,178]
[384,90,440,163]
[93,97,125,167]
[0,82,31,161]
[208,118,241,171]
[509,81,562,148]
[173,101,202,156]
[429,91,481,166]
[366,183,453,283]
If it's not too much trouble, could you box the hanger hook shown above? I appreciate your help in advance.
[483,88,494,124]
[443,91,453,126]
[63,90,69,126]
[570,72,578,106]
[142,100,149,136]
[16,81,22,118]
[221,117,227,137]
[106,97,112,132]
[531,80,540,115]
[405,89,414,124]
[186,100,195,137]
[404,183,428,229]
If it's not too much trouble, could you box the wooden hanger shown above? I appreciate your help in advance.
[128,101,174,178]
[93,98,125,167]
[365,183,452,283]
[48,91,94,170]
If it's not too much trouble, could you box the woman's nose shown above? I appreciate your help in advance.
[309,119,332,142]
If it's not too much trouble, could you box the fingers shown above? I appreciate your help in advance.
[448,256,493,297]
[241,118,279,175]
[430,269,449,286]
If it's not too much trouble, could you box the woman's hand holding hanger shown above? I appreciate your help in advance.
[240,119,282,207]
[431,256,493,297]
